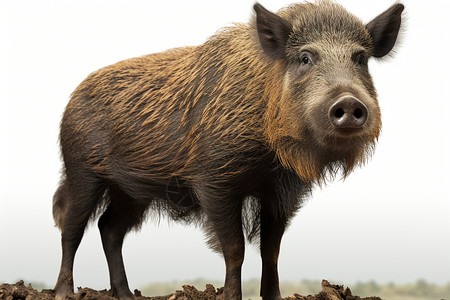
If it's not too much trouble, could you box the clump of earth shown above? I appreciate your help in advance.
[0,279,382,300]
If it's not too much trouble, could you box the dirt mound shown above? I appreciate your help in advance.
[0,280,382,300]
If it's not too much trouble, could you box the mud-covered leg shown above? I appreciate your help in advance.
[54,176,106,300]
[198,189,245,300]
[98,185,149,300]
[259,201,287,300]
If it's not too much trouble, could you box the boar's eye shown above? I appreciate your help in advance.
[358,55,366,66]
[300,54,313,66]
[354,52,368,67]
[297,50,316,74]
[301,55,311,65]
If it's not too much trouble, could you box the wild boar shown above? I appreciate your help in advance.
[53,1,404,299]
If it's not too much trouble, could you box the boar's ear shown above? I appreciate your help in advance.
[366,3,404,58]
[254,3,292,60]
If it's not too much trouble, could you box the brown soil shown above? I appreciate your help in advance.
[0,279,382,300]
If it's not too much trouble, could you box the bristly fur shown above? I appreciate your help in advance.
[53,1,386,239]
[53,1,403,299]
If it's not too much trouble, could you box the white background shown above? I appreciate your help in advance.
[1,0,449,292]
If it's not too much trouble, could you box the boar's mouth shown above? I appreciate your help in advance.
[312,118,379,153]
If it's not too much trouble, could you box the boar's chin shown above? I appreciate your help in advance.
[273,135,376,184]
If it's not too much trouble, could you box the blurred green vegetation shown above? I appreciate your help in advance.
[140,279,450,300]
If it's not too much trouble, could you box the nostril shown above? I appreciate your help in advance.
[353,108,363,119]
[335,108,345,119]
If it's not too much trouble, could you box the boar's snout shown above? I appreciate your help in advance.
[328,96,368,129]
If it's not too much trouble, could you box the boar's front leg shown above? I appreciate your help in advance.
[259,201,287,300]
[197,188,245,300]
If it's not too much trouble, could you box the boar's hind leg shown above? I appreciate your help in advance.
[98,185,149,300]
[198,190,245,300]
[259,197,288,300]
[54,174,106,300]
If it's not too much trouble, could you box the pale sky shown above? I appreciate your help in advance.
[1,0,449,292]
